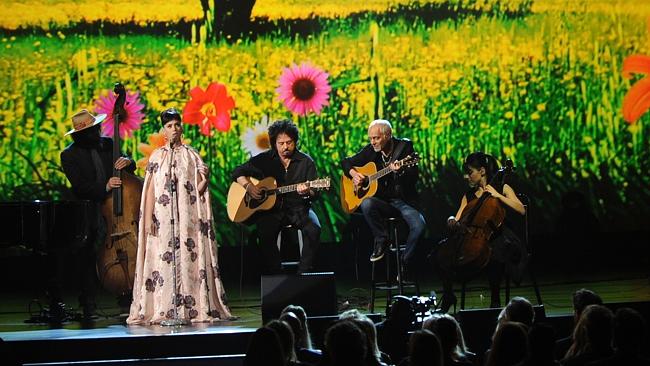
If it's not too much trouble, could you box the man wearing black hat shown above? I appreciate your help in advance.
[59,109,135,319]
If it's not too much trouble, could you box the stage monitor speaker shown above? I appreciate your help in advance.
[261,272,337,323]
[457,305,545,355]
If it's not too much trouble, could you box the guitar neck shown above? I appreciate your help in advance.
[273,182,308,195]
[369,163,399,182]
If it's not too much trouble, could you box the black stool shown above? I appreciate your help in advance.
[276,224,303,273]
[369,217,420,313]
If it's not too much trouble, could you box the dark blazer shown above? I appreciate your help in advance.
[341,137,419,206]
[60,137,135,202]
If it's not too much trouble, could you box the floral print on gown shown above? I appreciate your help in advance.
[127,144,231,324]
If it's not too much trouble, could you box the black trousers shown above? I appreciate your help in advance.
[256,206,321,274]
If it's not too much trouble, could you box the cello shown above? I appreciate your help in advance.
[436,159,514,280]
[98,83,143,297]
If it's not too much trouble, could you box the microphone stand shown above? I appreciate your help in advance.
[161,141,187,327]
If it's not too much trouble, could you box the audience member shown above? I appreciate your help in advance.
[555,289,603,360]
[423,313,474,366]
[516,322,559,366]
[283,305,315,349]
[268,319,307,366]
[376,296,415,365]
[339,309,391,366]
[401,329,443,366]
[322,320,368,366]
[486,322,529,366]
[587,307,650,366]
[244,326,286,366]
[561,304,614,366]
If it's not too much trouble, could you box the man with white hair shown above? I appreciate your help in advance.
[341,119,425,269]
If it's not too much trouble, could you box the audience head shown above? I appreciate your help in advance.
[565,304,614,359]
[498,296,535,328]
[324,320,368,366]
[486,321,529,366]
[266,319,297,363]
[387,295,416,329]
[423,313,470,361]
[244,326,285,366]
[281,304,313,349]
[279,312,303,349]
[339,309,382,361]
[613,307,646,353]
[572,288,603,321]
[408,329,443,366]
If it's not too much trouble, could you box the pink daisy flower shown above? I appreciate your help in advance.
[94,89,145,138]
[276,63,331,116]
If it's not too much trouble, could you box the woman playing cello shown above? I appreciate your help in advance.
[438,152,527,312]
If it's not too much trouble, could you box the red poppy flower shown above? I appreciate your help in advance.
[183,82,235,135]
[622,54,650,124]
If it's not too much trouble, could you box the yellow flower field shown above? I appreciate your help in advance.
[1,0,649,242]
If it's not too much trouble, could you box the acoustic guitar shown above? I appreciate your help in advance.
[227,176,331,222]
[340,154,419,214]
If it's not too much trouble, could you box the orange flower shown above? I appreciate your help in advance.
[622,55,650,124]
[137,131,189,169]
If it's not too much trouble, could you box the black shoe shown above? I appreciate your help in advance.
[370,241,387,262]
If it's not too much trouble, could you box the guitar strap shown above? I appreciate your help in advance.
[389,139,407,164]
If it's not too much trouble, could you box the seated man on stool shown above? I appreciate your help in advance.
[232,119,321,274]
[341,119,425,275]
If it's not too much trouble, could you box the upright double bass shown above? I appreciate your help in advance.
[435,160,514,280]
[98,83,143,298]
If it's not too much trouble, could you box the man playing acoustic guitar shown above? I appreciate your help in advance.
[231,119,321,275]
[341,119,426,271]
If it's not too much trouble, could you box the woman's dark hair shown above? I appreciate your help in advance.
[268,119,299,149]
[160,108,182,126]
[463,152,499,183]
[266,320,297,363]
[244,327,285,366]
[324,320,367,366]
[486,322,529,366]
[408,329,443,366]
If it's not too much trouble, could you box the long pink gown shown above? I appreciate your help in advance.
[127,144,232,325]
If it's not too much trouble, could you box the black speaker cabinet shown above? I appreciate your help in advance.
[261,272,337,323]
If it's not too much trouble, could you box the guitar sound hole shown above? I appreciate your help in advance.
[356,186,368,199]
[245,191,268,209]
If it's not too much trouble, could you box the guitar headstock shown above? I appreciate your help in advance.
[397,153,420,168]
[308,177,331,190]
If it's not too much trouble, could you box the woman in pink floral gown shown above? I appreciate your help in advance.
[127,108,231,325]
